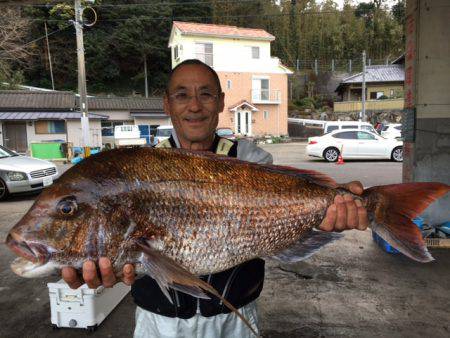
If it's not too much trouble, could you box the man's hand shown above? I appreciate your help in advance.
[318,181,369,232]
[61,258,135,289]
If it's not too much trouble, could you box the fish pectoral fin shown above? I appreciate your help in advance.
[135,239,210,301]
[271,230,343,263]
[135,239,260,337]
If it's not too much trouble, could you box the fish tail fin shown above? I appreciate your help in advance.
[364,182,449,262]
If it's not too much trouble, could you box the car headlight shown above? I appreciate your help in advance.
[7,171,28,181]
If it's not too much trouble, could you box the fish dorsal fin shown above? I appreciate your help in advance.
[165,148,338,188]
[271,230,343,263]
[135,239,259,337]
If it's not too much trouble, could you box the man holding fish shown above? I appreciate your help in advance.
[61,59,370,337]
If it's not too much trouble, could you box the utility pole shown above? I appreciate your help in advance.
[44,22,55,90]
[74,0,90,155]
[361,50,366,121]
[144,55,148,98]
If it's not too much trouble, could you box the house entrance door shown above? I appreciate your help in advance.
[235,110,252,136]
[3,122,27,153]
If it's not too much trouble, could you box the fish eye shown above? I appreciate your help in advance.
[56,198,78,216]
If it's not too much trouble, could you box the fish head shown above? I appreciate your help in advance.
[6,168,105,277]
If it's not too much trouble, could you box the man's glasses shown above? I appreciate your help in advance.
[168,91,219,105]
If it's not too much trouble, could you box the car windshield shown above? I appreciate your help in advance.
[0,146,18,158]
[156,129,172,137]
[217,129,233,136]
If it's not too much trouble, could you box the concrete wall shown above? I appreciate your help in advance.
[403,0,450,224]
[66,120,102,148]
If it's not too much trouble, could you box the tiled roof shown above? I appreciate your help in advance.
[0,91,164,112]
[0,91,75,110]
[341,65,404,84]
[228,100,259,112]
[86,96,164,112]
[0,112,108,120]
[173,21,274,40]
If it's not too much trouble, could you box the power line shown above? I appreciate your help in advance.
[6,10,363,23]
[0,23,72,57]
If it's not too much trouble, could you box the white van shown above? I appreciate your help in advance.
[114,125,146,148]
[323,121,377,134]
[154,125,173,144]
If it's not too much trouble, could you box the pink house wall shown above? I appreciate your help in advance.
[216,71,288,137]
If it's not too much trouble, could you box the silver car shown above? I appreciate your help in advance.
[0,145,59,200]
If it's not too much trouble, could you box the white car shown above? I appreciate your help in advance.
[381,123,402,139]
[306,129,403,162]
[0,145,59,200]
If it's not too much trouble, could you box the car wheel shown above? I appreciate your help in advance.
[323,147,340,162]
[391,146,403,162]
[0,178,9,201]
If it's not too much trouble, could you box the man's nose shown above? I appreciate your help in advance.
[187,94,202,111]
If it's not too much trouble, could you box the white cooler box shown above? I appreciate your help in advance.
[47,279,130,331]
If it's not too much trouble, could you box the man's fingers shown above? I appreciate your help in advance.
[318,204,336,232]
[122,264,135,286]
[355,199,369,230]
[334,194,347,231]
[62,267,82,289]
[342,181,364,195]
[343,194,358,229]
[82,260,101,289]
[99,257,117,288]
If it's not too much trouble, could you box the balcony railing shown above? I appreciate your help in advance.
[251,89,281,104]
[334,98,404,113]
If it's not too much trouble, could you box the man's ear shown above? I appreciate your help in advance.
[163,95,171,116]
[218,92,225,114]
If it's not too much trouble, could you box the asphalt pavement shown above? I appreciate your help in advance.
[1,143,449,338]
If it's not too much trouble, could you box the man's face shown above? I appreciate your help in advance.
[164,64,224,146]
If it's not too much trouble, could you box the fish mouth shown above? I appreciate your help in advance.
[5,233,49,265]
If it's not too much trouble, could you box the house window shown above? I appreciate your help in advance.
[252,78,270,101]
[35,120,65,134]
[195,43,213,67]
[227,80,232,90]
[370,91,384,99]
[264,110,269,120]
[251,46,260,59]
[101,121,125,136]
[174,45,179,60]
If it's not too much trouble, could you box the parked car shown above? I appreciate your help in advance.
[0,145,59,200]
[154,125,173,144]
[114,125,146,148]
[381,123,402,139]
[306,129,403,162]
[216,128,236,140]
[323,121,377,134]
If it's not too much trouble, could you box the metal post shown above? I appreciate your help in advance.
[74,0,90,153]
[368,58,371,66]
[314,59,318,75]
[144,55,148,98]
[349,59,352,73]
[385,56,389,65]
[331,59,335,72]
[296,59,299,71]
[44,22,55,90]
[362,51,366,121]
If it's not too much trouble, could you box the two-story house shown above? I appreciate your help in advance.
[168,21,292,137]
[334,61,405,116]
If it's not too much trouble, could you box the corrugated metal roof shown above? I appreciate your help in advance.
[86,96,164,111]
[173,21,274,40]
[341,65,404,84]
[0,91,75,110]
[0,112,108,120]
